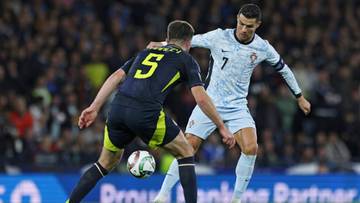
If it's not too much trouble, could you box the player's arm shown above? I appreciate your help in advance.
[89,68,125,111]
[190,28,221,49]
[146,29,221,49]
[147,41,167,49]
[277,65,311,115]
[191,86,234,148]
[78,68,126,129]
[184,56,235,148]
[190,86,224,129]
[265,41,311,115]
[78,58,134,129]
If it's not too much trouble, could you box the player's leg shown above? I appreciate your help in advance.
[223,108,257,203]
[153,106,215,202]
[231,127,258,203]
[154,134,203,202]
[186,133,204,152]
[67,147,123,203]
[162,130,197,203]
[142,109,198,203]
[67,118,133,203]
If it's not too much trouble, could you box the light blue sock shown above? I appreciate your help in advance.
[232,153,256,201]
[155,159,179,199]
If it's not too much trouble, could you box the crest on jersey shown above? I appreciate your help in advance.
[250,52,257,64]
[188,120,195,128]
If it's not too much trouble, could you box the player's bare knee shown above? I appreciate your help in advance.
[242,143,258,155]
[191,143,200,153]
[178,144,194,159]
[186,134,202,153]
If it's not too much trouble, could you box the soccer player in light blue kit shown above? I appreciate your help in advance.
[151,4,311,203]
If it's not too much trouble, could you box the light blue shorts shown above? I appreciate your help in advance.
[185,105,256,139]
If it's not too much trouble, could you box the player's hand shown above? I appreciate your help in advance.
[78,106,98,129]
[146,41,167,49]
[297,95,311,115]
[219,127,236,149]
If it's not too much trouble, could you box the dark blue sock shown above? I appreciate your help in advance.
[68,162,108,203]
[178,156,197,203]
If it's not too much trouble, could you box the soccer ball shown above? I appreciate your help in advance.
[127,150,156,178]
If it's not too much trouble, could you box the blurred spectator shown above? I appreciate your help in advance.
[34,136,58,170]
[275,85,297,132]
[8,96,33,139]
[282,143,296,167]
[324,132,352,172]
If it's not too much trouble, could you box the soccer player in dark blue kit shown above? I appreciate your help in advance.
[66,20,235,203]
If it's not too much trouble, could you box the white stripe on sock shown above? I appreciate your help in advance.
[94,163,105,177]
[178,164,195,167]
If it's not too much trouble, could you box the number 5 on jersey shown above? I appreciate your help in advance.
[134,53,164,79]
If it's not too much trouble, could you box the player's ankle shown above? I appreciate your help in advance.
[231,198,241,203]
[153,193,168,203]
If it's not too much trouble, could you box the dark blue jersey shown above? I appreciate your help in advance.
[113,44,204,109]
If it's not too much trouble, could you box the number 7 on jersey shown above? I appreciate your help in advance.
[221,57,228,70]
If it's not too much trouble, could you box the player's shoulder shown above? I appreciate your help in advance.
[181,51,197,64]
[200,27,229,37]
[252,34,273,50]
[215,28,234,36]
[178,51,200,71]
[203,28,236,45]
[253,34,267,45]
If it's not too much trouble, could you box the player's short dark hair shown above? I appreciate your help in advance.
[238,4,262,21]
[167,20,194,42]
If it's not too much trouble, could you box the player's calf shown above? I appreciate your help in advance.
[163,131,194,159]
[67,147,123,203]
[98,150,122,171]
[232,128,257,202]
[163,132,197,203]
[67,162,109,203]
[178,156,197,203]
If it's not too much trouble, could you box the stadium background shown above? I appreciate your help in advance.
[0,0,359,202]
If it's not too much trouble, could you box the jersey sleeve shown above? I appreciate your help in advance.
[191,28,222,49]
[182,55,204,88]
[264,40,282,67]
[265,41,302,97]
[119,57,135,74]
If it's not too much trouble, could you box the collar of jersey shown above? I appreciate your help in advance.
[167,43,183,51]
[233,29,255,45]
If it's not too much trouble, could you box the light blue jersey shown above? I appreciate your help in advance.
[192,28,302,110]
[186,28,302,137]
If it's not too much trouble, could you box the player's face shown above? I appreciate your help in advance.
[236,14,261,42]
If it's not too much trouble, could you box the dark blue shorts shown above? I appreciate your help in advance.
[103,104,180,151]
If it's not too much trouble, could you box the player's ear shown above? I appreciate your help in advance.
[184,39,191,51]
[255,20,262,28]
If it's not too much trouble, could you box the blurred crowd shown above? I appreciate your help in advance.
[0,0,359,173]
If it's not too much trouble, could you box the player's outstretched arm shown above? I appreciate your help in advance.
[146,41,167,49]
[78,69,126,129]
[191,86,236,148]
[265,40,312,116]
[297,95,311,115]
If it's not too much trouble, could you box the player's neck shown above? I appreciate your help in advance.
[234,30,255,45]
[167,41,186,51]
